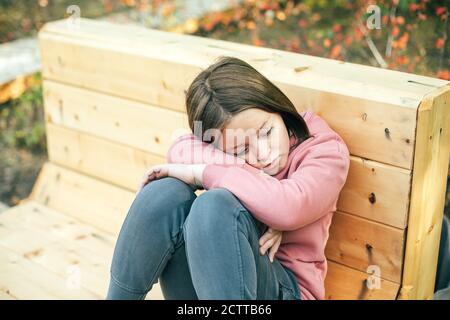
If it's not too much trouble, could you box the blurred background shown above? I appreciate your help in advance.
[0,0,449,217]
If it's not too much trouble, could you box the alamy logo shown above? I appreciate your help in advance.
[366,5,381,30]
[366,265,381,290]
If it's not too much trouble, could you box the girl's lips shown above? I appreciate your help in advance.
[263,156,279,170]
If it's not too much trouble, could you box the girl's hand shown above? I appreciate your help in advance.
[259,227,283,263]
[137,164,206,194]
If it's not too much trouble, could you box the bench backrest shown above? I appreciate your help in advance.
[34,18,450,300]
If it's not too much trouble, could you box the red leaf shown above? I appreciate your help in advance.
[298,19,308,28]
[435,38,445,49]
[436,7,447,16]
[409,3,418,12]
[392,26,400,37]
[437,70,450,80]
[330,45,341,59]
[332,24,341,33]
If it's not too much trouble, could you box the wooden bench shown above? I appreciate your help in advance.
[0,18,449,300]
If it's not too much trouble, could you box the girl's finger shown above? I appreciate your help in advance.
[260,238,275,255]
[139,171,157,191]
[259,228,275,245]
[268,237,282,263]
[259,233,272,246]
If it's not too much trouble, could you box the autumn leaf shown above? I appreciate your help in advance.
[398,32,409,49]
[344,36,352,47]
[252,37,263,46]
[409,3,418,12]
[298,19,308,28]
[435,38,445,49]
[247,21,256,30]
[437,70,450,80]
[332,24,342,33]
[330,44,342,59]
[276,11,286,21]
[436,7,447,16]
[392,26,400,37]
[396,56,409,65]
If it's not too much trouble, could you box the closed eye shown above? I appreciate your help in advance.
[234,146,248,157]
[260,127,272,137]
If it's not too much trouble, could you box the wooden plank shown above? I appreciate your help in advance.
[39,18,447,107]
[0,202,109,299]
[45,123,410,229]
[0,244,99,300]
[326,211,405,283]
[338,156,411,229]
[325,261,400,300]
[399,84,450,300]
[0,290,16,300]
[0,201,164,300]
[43,80,190,158]
[29,162,135,235]
[36,19,445,169]
[46,123,165,191]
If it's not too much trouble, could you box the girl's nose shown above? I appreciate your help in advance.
[256,138,271,164]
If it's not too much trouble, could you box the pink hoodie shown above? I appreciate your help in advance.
[166,111,351,300]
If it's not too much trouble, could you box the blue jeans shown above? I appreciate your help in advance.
[434,215,450,300]
[106,177,301,300]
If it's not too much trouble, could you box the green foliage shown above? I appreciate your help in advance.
[0,73,46,154]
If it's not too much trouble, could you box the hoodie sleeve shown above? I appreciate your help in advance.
[166,134,246,166]
[202,137,351,231]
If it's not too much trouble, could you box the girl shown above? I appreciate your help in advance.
[106,56,351,300]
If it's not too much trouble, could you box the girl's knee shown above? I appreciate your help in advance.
[128,177,196,223]
[141,177,194,199]
[136,177,195,207]
[185,188,241,231]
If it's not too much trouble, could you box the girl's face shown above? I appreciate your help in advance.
[216,108,291,175]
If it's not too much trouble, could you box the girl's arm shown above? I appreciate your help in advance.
[167,133,246,166]
[201,138,350,231]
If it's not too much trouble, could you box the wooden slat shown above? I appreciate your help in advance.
[399,84,450,300]
[0,201,164,300]
[39,18,447,107]
[325,261,400,300]
[46,123,165,191]
[338,156,411,228]
[43,80,190,158]
[0,244,99,300]
[45,123,410,229]
[29,162,135,235]
[0,290,16,300]
[326,211,405,283]
[36,19,450,169]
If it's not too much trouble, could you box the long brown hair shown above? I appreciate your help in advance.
[185,56,311,150]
